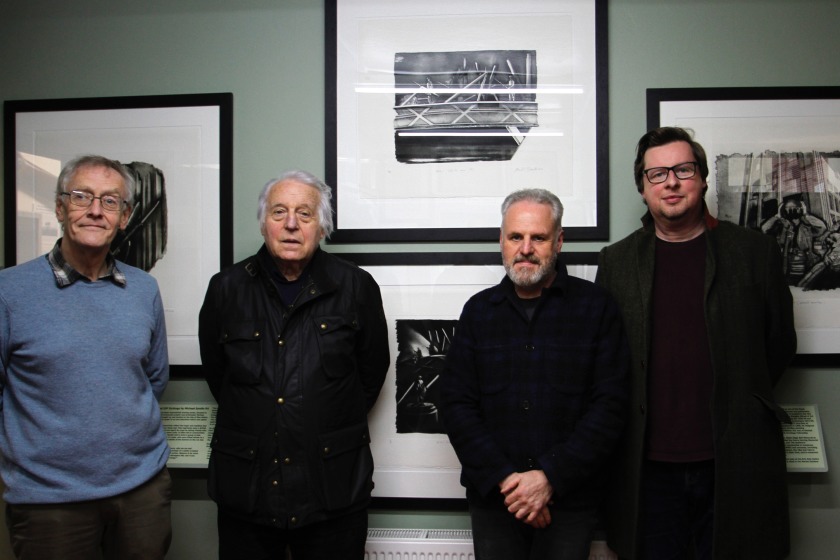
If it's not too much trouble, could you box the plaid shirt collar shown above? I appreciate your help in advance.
[47,239,126,288]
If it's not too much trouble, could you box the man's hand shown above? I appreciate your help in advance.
[499,471,554,528]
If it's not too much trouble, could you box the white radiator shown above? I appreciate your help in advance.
[365,528,474,559]
[365,528,618,560]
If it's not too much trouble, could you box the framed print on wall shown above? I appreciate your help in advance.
[342,252,598,503]
[326,0,608,244]
[648,86,840,363]
[3,93,234,375]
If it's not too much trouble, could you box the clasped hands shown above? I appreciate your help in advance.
[499,470,553,529]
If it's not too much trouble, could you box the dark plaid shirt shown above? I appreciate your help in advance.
[47,239,126,288]
[440,262,629,508]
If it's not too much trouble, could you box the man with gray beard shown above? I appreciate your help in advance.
[440,189,629,560]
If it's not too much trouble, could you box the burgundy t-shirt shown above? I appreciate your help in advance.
[646,233,715,462]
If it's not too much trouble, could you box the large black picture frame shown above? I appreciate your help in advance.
[339,251,598,506]
[4,93,234,376]
[325,0,609,244]
[648,86,840,367]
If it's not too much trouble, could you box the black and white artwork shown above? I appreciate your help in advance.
[355,258,598,498]
[111,161,168,272]
[650,87,840,356]
[395,319,457,434]
[393,49,537,163]
[7,94,231,367]
[715,150,840,291]
[328,0,603,242]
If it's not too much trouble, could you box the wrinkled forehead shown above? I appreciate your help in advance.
[68,164,129,196]
[268,179,321,207]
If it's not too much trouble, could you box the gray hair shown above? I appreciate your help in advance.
[55,155,134,204]
[257,170,334,239]
[501,188,564,234]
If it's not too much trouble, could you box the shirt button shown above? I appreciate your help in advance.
[284,457,291,465]
[278,338,285,346]
[277,397,285,405]
[320,323,328,330]
[290,516,298,524]
[522,400,530,410]
[271,480,279,487]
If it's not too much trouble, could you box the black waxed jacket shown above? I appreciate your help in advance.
[198,246,389,528]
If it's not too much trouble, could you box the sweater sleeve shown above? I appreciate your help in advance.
[146,287,170,401]
[0,296,9,411]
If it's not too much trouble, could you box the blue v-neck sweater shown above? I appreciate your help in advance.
[0,255,170,504]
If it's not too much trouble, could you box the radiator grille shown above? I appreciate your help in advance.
[365,529,474,560]
[365,529,617,560]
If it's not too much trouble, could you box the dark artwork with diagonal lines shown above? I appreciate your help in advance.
[395,319,458,434]
[110,161,168,272]
[393,49,537,163]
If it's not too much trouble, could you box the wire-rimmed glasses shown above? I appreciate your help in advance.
[60,190,124,213]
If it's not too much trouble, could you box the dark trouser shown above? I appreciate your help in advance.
[468,501,597,560]
[641,459,714,560]
[217,507,368,560]
[6,467,172,560]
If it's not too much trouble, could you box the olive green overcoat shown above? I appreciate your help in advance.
[596,214,796,560]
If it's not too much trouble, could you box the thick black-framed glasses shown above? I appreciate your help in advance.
[60,190,124,213]
[643,161,698,184]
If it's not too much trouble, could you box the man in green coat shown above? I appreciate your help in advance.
[596,126,796,560]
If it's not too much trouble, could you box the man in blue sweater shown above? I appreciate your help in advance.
[0,155,171,559]
[440,189,629,560]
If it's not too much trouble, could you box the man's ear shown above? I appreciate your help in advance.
[55,199,67,224]
[118,205,131,230]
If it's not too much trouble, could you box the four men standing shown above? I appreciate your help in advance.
[0,128,800,560]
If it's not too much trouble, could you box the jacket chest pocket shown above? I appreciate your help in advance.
[313,315,359,379]
[219,320,264,385]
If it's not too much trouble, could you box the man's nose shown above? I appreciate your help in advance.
[87,198,105,215]
[663,168,681,187]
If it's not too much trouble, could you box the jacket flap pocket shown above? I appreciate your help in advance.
[318,422,370,458]
[219,321,264,344]
[314,315,358,336]
[211,425,259,460]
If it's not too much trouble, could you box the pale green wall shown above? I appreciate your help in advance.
[1,0,839,558]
